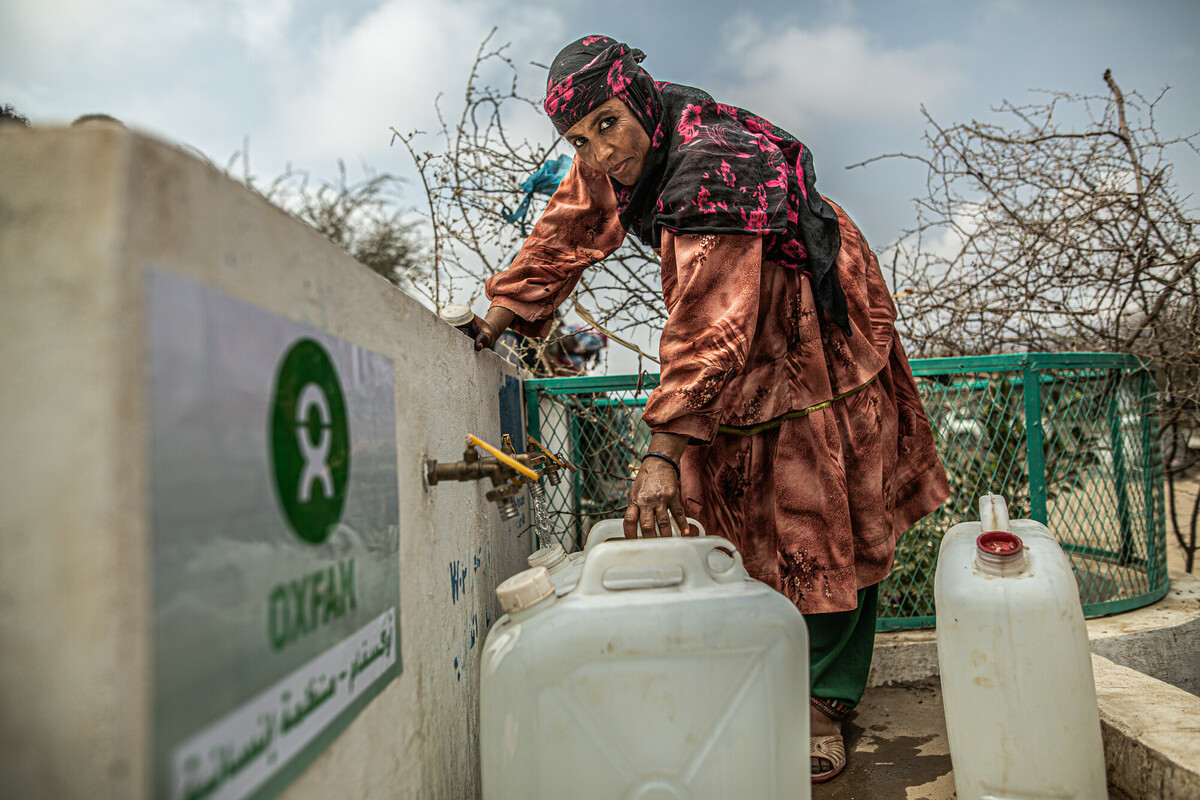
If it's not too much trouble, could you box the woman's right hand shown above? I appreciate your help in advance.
[623,457,687,539]
[473,306,517,352]
[472,317,497,351]
[623,432,689,539]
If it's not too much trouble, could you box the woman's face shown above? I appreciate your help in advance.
[563,97,651,186]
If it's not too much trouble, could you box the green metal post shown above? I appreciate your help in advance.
[569,404,583,549]
[1108,372,1134,564]
[525,385,541,442]
[1022,361,1048,522]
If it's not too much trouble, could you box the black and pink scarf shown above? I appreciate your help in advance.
[545,35,849,333]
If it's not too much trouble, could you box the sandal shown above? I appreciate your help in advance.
[810,734,846,783]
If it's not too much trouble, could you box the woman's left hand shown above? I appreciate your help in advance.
[623,433,689,539]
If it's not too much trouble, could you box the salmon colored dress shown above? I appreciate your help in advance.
[486,158,949,614]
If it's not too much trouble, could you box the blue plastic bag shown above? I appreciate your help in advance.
[502,154,573,233]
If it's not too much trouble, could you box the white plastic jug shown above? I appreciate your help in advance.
[934,495,1106,799]
[480,536,810,800]
[525,541,584,596]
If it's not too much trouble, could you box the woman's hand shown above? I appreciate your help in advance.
[623,433,689,539]
[474,306,516,352]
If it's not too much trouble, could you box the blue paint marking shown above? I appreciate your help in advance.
[449,560,467,604]
[498,373,524,453]
[447,542,498,679]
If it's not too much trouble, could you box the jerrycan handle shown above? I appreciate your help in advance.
[584,516,707,550]
[574,536,745,597]
[979,493,1011,532]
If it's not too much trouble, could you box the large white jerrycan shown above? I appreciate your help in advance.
[480,536,810,800]
[934,494,1105,800]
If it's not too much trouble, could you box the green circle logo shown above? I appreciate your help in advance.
[270,338,350,544]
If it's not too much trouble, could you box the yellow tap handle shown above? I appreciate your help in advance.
[528,436,577,472]
[466,434,539,481]
[500,434,526,486]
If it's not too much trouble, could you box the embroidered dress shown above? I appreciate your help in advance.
[485,159,949,615]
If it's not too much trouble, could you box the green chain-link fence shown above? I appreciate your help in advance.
[525,353,1170,630]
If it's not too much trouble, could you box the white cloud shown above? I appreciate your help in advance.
[0,0,209,80]
[228,0,297,53]
[981,0,1035,25]
[265,0,565,165]
[713,20,968,135]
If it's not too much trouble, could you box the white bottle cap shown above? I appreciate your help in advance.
[527,542,566,571]
[496,567,555,615]
[439,303,473,327]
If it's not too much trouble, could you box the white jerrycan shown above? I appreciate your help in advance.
[934,494,1106,799]
[480,536,810,800]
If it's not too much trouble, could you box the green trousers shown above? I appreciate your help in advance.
[806,583,878,720]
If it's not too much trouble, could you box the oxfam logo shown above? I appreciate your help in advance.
[270,339,350,544]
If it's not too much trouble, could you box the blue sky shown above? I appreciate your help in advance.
[4,0,1196,243]
[4,0,1198,368]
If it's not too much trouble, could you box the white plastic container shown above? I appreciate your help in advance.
[526,542,583,596]
[935,495,1106,799]
[481,536,810,800]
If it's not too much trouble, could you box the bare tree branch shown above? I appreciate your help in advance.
[868,73,1199,569]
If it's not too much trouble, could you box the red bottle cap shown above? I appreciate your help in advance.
[977,530,1023,557]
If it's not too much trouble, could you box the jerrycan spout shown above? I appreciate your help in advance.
[979,493,1010,533]
[975,494,1026,575]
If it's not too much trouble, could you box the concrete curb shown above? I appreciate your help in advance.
[1093,654,1200,800]
[1088,571,1200,695]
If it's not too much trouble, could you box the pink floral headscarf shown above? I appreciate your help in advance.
[545,35,849,332]
[544,36,661,138]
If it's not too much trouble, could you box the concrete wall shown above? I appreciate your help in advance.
[0,126,530,799]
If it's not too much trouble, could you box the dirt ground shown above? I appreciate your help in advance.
[816,681,1140,800]
[814,679,954,800]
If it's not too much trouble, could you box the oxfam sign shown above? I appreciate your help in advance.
[270,338,350,544]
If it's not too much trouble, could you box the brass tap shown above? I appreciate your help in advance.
[424,435,571,521]
[528,436,577,486]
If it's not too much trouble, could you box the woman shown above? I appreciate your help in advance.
[475,35,949,783]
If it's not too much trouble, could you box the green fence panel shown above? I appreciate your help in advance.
[524,353,1170,629]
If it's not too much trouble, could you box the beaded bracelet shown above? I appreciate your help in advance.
[642,451,681,477]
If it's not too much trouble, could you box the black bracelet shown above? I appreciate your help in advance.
[642,451,681,477]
